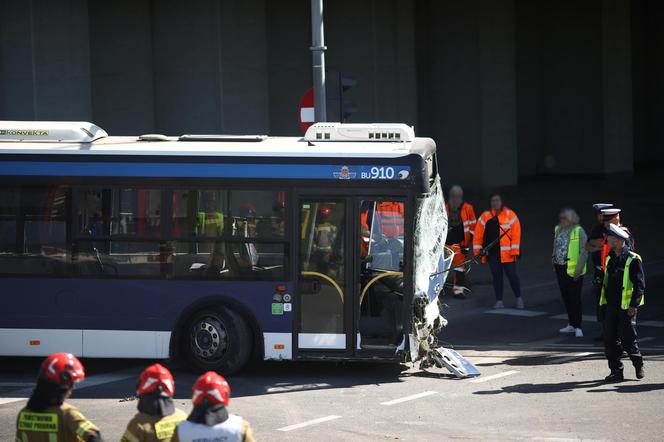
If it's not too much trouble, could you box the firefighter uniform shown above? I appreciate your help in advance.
[173,371,256,442]
[16,403,99,442]
[121,410,187,442]
[601,245,645,379]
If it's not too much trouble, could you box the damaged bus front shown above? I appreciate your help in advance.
[408,177,480,377]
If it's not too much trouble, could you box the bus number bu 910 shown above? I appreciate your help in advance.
[362,166,395,179]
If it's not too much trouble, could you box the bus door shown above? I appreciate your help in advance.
[356,198,406,351]
[296,198,352,354]
[296,196,407,356]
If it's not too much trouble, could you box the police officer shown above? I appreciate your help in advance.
[15,353,103,442]
[121,364,187,442]
[586,203,613,340]
[600,224,646,382]
[172,372,255,442]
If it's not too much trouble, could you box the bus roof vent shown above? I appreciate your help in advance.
[0,121,108,143]
[178,134,267,142]
[138,134,170,142]
[304,123,415,142]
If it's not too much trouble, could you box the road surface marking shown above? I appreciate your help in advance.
[470,370,519,383]
[548,352,593,364]
[0,369,137,406]
[549,314,597,323]
[267,383,331,393]
[277,415,341,432]
[640,320,664,328]
[380,391,439,406]
[485,308,547,317]
[639,336,655,343]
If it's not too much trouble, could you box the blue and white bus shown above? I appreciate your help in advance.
[0,121,452,374]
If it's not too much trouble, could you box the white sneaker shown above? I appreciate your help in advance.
[559,325,575,333]
[575,328,584,338]
[493,300,505,309]
[515,297,525,309]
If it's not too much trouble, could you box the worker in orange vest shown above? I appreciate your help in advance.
[445,185,476,298]
[473,193,523,309]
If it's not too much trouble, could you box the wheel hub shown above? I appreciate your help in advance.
[191,316,228,361]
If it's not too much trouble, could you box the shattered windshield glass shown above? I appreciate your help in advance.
[413,177,450,303]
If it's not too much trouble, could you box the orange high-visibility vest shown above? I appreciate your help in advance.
[445,201,477,247]
[377,201,404,238]
[473,206,521,263]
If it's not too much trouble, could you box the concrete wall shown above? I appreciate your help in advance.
[416,0,518,189]
[0,0,662,188]
[632,0,664,164]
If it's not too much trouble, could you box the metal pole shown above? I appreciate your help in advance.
[310,0,327,122]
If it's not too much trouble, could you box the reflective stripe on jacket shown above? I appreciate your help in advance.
[473,207,521,264]
[377,201,404,238]
[554,224,587,277]
[121,409,187,442]
[445,201,477,246]
[600,251,644,310]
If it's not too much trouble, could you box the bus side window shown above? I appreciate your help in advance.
[0,186,68,276]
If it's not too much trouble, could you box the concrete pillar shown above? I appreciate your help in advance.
[151,0,224,135]
[0,0,92,121]
[478,0,518,189]
[265,0,310,135]
[218,0,270,134]
[88,0,155,134]
[601,0,634,174]
[421,0,517,191]
[326,0,418,126]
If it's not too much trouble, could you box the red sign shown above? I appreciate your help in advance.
[298,88,315,134]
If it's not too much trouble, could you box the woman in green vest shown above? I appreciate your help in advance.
[552,208,588,337]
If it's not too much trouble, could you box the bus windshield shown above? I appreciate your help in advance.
[413,177,449,303]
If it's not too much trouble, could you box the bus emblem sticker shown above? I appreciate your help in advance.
[333,165,356,180]
[271,303,284,315]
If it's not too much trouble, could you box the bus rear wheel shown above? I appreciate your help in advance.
[185,306,252,375]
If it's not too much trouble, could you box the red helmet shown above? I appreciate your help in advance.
[40,353,85,387]
[136,363,175,397]
[191,371,231,407]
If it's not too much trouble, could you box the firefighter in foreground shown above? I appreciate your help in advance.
[15,352,103,442]
[600,224,646,382]
[172,371,255,442]
[121,364,187,442]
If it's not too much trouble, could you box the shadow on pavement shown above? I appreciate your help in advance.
[473,380,664,395]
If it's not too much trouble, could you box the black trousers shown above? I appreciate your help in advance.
[554,264,583,328]
[603,306,643,373]
[592,269,606,324]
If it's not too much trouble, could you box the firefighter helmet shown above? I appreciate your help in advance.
[40,353,85,387]
[191,371,231,407]
[136,363,175,397]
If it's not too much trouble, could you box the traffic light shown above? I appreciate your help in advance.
[326,71,358,122]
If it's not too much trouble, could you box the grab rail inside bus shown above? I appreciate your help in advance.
[359,271,404,306]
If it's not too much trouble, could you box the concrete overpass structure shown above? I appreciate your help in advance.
[0,0,662,189]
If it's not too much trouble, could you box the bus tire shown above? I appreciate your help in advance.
[184,306,252,375]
